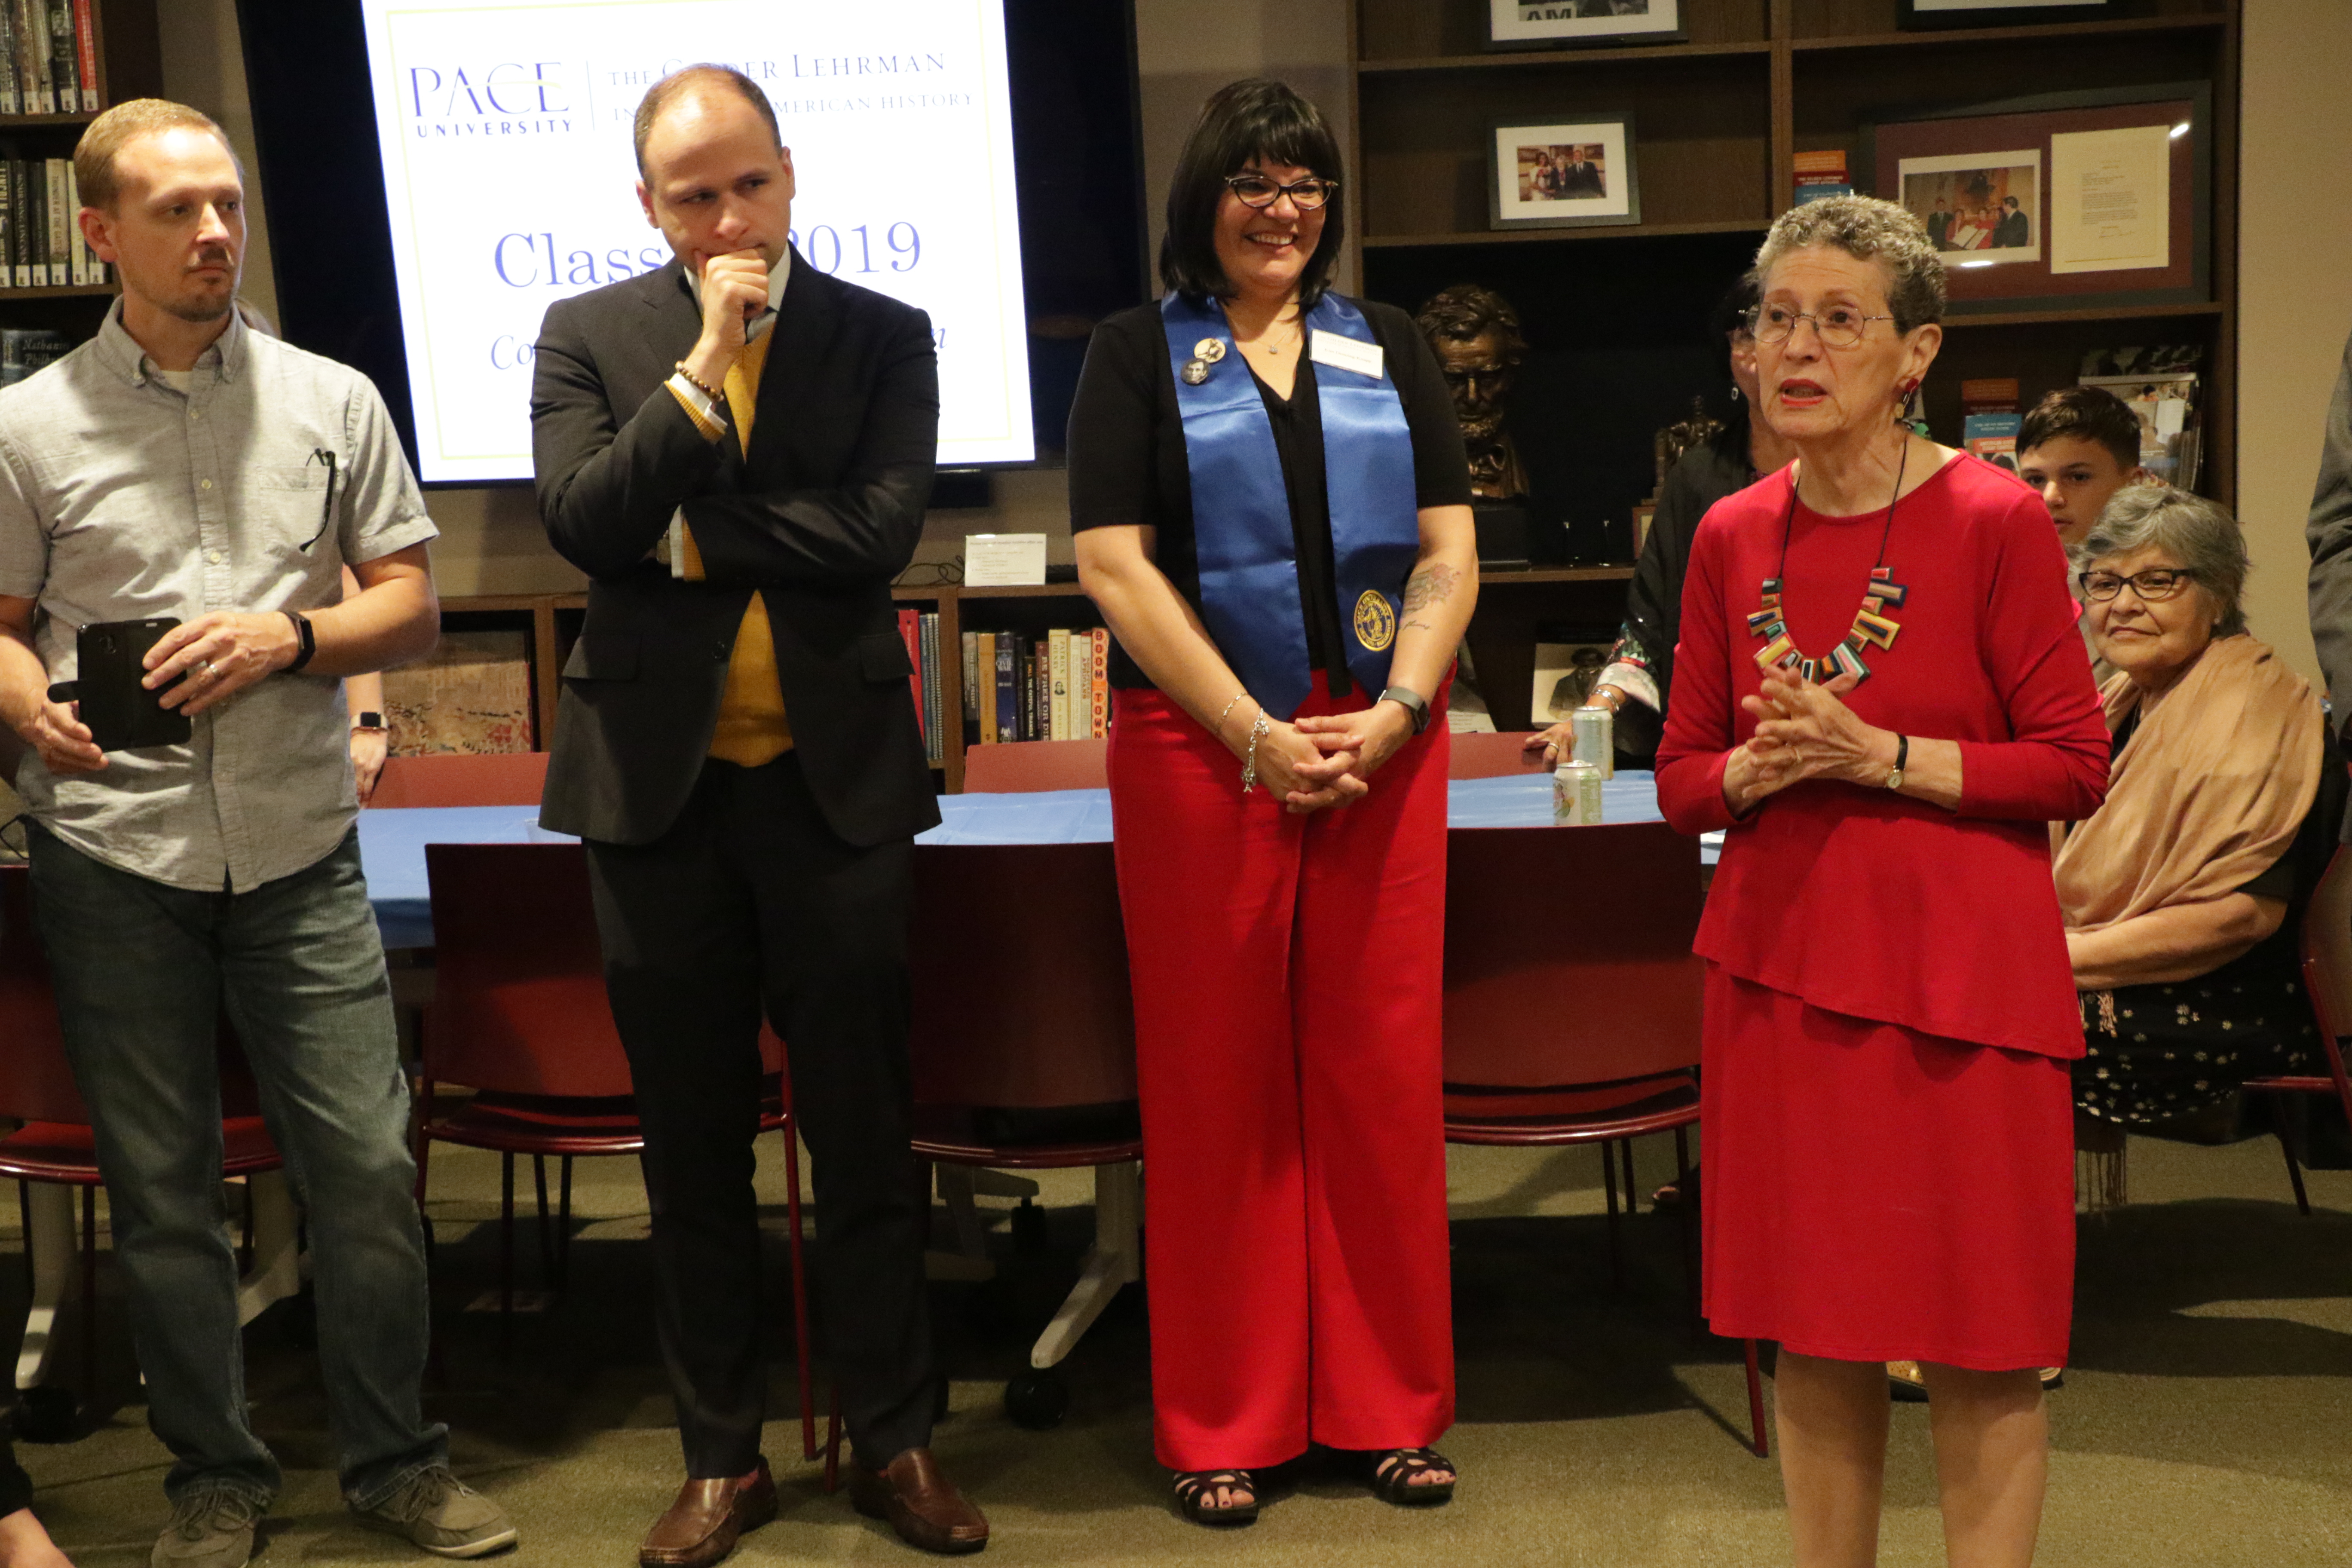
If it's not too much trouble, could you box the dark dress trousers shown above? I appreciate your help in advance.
[530,251,944,1477]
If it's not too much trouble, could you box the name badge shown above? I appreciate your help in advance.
[1310,331,1384,382]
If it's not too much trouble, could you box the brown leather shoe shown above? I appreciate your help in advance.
[849,1448,989,1555]
[638,1459,777,1568]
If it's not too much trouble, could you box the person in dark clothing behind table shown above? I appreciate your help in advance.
[1069,79,1478,1529]
[1531,272,1798,770]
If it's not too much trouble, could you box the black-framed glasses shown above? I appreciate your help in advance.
[2078,568,2198,603]
[1748,303,1893,349]
[1225,173,1338,211]
[302,447,338,550]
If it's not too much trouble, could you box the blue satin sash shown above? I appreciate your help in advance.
[1161,291,1421,718]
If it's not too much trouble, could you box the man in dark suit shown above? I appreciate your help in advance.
[1994,195,2030,250]
[528,64,985,1566]
[1926,199,1952,251]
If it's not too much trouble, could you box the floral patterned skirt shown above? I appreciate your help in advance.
[2074,931,2315,1127]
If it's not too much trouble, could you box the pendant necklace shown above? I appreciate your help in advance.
[1747,440,1911,685]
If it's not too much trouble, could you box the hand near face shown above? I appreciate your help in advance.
[692,249,769,363]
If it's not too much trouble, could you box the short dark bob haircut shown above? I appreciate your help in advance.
[1158,79,1346,308]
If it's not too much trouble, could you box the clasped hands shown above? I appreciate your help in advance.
[1722,662,1899,813]
[7,610,300,777]
[1225,701,1417,816]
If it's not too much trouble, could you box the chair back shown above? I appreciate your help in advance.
[1448,731,1550,780]
[2300,839,2352,1044]
[908,843,1136,1107]
[0,865,87,1122]
[1443,821,1703,1087]
[0,865,266,1123]
[370,751,549,808]
[422,842,785,1097]
[961,738,1108,793]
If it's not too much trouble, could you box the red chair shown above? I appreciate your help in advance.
[368,751,549,808]
[1448,730,1553,780]
[960,737,1108,793]
[2247,839,2352,1212]
[911,753,1140,1429]
[414,842,825,1459]
[1441,820,1767,1456]
[0,866,282,1434]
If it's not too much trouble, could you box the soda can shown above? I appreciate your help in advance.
[1554,761,1603,826]
[1571,704,1614,779]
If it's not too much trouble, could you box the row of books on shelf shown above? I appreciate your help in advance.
[963,627,1108,747]
[894,607,947,766]
[1,155,107,287]
[1957,346,2204,492]
[0,0,97,116]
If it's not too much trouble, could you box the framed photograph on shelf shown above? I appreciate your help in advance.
[1859,83,2208,314]
[1488,0,1683,49]
[1489,116,1641,232]
[1898,0,2151,28]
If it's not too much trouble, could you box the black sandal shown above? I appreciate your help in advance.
[1369,1448,1456,1507]
[1172,1469,1259,1527]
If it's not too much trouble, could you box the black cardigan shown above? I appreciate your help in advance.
[1066,296,1472,694]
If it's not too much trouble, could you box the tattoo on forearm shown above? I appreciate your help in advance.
[1401,563,1458,616]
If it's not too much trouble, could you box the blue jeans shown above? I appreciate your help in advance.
[26,824,445,1509]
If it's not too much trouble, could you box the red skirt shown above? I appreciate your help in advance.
[1701,965,2076,1370]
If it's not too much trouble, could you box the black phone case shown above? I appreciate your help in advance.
[74,619,192,752]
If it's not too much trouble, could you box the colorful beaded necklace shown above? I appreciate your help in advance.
[1746,441,1910,685]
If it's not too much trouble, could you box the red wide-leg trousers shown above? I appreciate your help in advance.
[1107,674,1455,1471]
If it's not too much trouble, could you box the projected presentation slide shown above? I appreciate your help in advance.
[357,0,1035,483]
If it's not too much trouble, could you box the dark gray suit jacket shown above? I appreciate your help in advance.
[2308,327,2352,757]
[529,250,942,848]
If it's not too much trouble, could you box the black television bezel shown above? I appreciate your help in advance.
[232,0,1148,488]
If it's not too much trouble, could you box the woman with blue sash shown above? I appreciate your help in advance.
[1069,79,1479,1528]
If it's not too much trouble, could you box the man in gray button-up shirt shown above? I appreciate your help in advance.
[0,101,515,1563]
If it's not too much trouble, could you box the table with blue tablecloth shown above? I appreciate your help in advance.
[354,772,1697,948]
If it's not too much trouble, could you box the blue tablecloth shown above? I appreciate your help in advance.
[358,771,1693,949]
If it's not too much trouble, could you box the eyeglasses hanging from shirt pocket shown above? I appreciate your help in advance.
[253,451,338,551]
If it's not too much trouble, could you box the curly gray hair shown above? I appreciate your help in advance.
[2070,484,2248,637]
[1753,195,1947,334]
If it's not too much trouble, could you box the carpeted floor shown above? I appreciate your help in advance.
[10,1124,2350,1566]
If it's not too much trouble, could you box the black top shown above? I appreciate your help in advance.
[1612,429,1756,764]
[1066,296,1472,693]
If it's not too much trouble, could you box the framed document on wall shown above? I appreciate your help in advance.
[1859,83,2209,314]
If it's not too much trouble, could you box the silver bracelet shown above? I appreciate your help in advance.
[1240,713,1272,793]
[1217,692,1251,738]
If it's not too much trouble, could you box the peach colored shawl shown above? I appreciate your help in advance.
[2054,634,2322,933]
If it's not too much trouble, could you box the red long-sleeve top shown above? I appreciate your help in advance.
[1657,456,2110,1058]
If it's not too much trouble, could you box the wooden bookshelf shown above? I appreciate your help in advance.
[439,569,1642,796]
[0,0,156,320]
[1348,0,2243,524]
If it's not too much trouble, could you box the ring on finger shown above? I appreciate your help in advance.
[192,658,214,678]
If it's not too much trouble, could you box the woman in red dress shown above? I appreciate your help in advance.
[1656,195,2109,1567]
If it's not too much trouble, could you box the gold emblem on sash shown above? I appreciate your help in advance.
[1353,590,1395,653]
[1194,338,1226,364]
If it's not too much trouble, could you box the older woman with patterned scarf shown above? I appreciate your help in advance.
[2058,486,2340,1194]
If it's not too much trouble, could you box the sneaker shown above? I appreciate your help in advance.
[353,1466,520,1558]
[151,1487,263,1568]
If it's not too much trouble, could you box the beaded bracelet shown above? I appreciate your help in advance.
[1217,692,1251,738]
[1240,713,1272,793]
[671,361,724,407]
